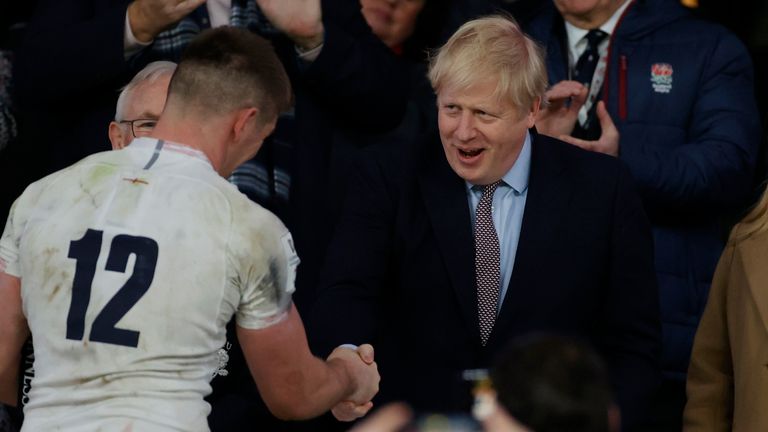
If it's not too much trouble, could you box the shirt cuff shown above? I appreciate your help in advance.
[295,42,323,63]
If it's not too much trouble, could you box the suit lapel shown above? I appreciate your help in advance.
[488,132,573,347]
[418,143,479,337]
[739,234,768,334]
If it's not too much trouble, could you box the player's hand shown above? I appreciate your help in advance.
[327,344,380,421]
[331,400,374,422]
[346,402,413,431]
[535,80,587,138]
[255,0,324,51]
[558,101,619,157]
[128,0,206,43]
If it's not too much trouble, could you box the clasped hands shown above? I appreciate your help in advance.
[535,80,620,157]
[328,344,380,422]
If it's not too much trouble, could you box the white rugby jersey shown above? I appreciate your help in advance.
[0,138,298,431]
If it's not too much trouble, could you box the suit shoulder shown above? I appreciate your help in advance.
[536,134,624,176]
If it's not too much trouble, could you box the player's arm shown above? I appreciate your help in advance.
[237,303,379,421]
[0,272,28,406]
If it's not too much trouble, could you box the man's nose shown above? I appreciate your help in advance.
[456,113,476,141]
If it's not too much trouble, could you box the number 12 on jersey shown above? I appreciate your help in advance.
[66,229,159,348]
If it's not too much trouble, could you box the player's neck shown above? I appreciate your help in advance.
[151,113,231,176]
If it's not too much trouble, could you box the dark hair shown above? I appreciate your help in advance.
[491,334,614,432]
[168,27,292,124]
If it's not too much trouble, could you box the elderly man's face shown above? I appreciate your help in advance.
[437,79,537,186]
[108,74,171,150]
[360,0,426,49]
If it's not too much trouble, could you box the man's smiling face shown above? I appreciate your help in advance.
[437,79,537,185]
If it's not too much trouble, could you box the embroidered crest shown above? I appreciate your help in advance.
[650,63,673,94]
[212,341,233,379]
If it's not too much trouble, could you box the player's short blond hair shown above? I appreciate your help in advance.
[428,15,548,114]
[168,27,292,126]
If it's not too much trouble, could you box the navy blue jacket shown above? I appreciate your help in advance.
[525,0,761,381]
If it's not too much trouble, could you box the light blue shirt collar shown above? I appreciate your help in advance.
[465,130,532,194]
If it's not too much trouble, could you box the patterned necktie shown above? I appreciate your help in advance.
[475,181,502,346]
[573,29,608,133]
[573,29,608,88]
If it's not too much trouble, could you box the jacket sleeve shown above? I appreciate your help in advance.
[683,244,735,432]
[602,161,663,430]
[14,0,135,107]
[620,31,760,211]
[288,0,409,133]
[307,150,394,357]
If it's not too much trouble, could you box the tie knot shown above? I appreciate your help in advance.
[480,181,502,198]
[584,29,608,49]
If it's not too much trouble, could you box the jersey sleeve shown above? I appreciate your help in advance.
[0,198,22,277]
[233,211,299,330]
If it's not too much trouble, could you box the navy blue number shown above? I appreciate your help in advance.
[66,229,103,341]
[66,230,158,347]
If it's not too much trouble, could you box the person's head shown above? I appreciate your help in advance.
[489,334,620,432]
[109,61,176,150]
[554,0,628,29]
[163,27,292,175]
[360,0,427,49]
[428,15,547,185]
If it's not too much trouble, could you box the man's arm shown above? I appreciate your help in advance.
[237,303,379,421]
[0,272,28,407]
[683,246,735,431]
[283,0,409,133]
[602,162,662,429]
[620,32,760,210]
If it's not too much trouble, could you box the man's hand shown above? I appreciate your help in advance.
[559,101,620,157]
[128,0,206,43]
[347,402,413,432]
[535,80,587,138]
[328,344,379,421]
[255,0,324,51]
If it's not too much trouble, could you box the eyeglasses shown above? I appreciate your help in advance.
[118,118,158,138]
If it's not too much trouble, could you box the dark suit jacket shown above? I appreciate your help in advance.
[310,130,661,430]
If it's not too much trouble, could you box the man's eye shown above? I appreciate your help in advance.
[136,120,157,130]
[476,111,495,119]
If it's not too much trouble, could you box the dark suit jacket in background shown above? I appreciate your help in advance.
[310,130,661,430]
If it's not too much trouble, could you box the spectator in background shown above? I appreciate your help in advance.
[108,60,175,150]
[519,0,761,429]
[485,335,621,432]
[311,14,660,431]
[684,186,768,431]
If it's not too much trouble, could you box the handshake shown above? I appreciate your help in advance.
[327,344,380,422]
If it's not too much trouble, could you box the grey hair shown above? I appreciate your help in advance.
[115,61,177,121]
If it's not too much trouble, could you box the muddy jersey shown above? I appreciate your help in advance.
[0,138,298,431]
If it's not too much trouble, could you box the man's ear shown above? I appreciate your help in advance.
[527,96,542,128]
[232,107,260,143]
[108,121,125,150]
